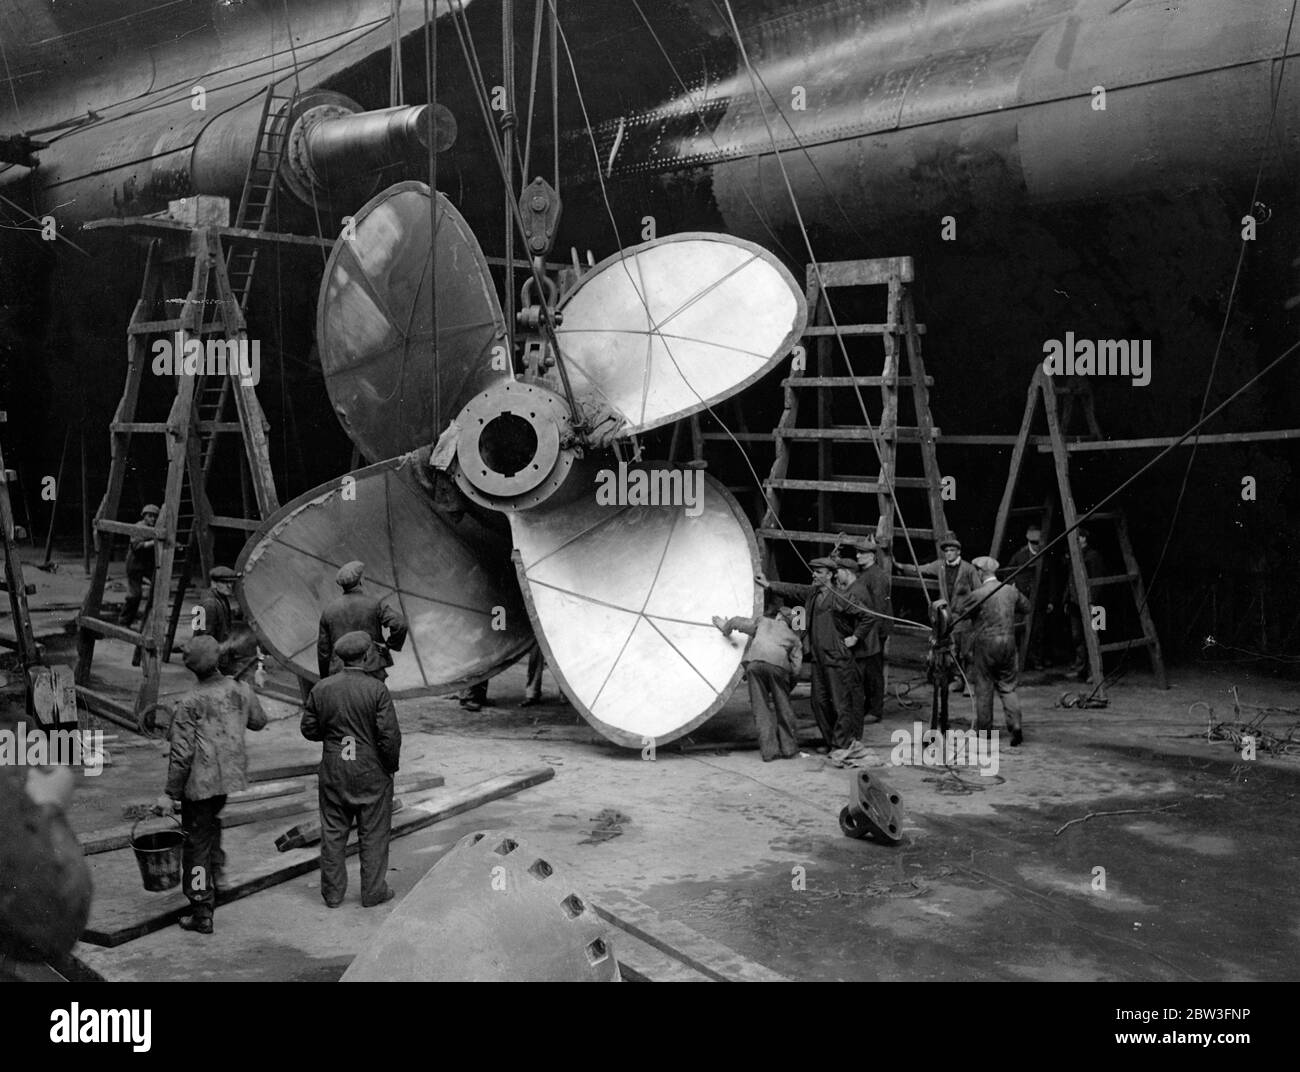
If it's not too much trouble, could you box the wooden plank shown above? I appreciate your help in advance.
[75,687,141,730]
[1047,429,1300,451]
[783,376,932,387]
[79,797,311,857]
[94,519,161,540]
[614,930,714,982]
[85,215,336,251]
[80,767,554,947]
[589,888,788,983]
[766,477,929,492]
[989,371,1045,563]
[75,616,153,649]
[78,774,445,856]
[801,323,925,336]
[1098,638,1156,653]
[272,773,452,850]
[778,427,940,443]
[109,422,170,434]
[757,527,936,544]
[941,434,1022,446]
[208,514,263,531]
[941,430,1300,450]
[247,761,318,783]
[698,432,771,443]
[814,256,913,287]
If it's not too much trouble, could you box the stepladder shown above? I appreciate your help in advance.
[75,217,280,727]
[753,257,950,601]
[990,368,1168,693]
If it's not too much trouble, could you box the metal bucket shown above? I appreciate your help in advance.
[129,815,184,892]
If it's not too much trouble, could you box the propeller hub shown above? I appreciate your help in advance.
[454,380,584,511]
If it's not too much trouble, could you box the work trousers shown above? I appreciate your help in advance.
[318,753,393,907]
[809,655,865,750]
[119,567,149,628]
[181,795,226,916]
[971,636,1023,735]
[857,650,885,725]
[525,646,544,700]
[1068,605,1092,673]
[745,660,799,760]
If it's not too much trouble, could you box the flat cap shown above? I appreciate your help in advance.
[183,635,221,676]
[832,557,860,572]
[141,503,161,516]
[209,566,238,582]
[972,555,999,573]
[333,630,373,663]
[809,556,837,570]
[335,560,365,589]
[938,533,962,550]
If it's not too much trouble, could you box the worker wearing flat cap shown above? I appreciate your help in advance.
[896,532,981,691]
[1003,526,1052,670]
[963,557,1028,746]
[192,565,259,682]
[317,560,409,681]
[301,630,402,908]
[841,540,893,726]
[119,503,160,628]
[761,555,870,752]
[156,635,268,934]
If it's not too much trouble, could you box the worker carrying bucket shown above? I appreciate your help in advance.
[129,814,184,893]
[154,635,267,933]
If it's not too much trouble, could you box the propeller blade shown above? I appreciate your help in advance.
[318,180,510,463]
[236,453,533,694]
[509,467,760,747]
[554,233,806,436]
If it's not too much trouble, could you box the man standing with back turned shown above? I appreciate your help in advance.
[964,557,1029,746]
[302,631,402,908]
[317,560,409,680]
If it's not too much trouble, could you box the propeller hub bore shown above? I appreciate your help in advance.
[454,380,578,510]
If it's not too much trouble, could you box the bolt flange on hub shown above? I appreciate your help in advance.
[454,380,589,512]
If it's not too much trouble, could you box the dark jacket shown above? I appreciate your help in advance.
[965,580,1030,646]
[846,566,892,657]
[1062,547,1106,607]
[317,589,409,679]
[165,675,268,800]
[194,587,259,677]
[302,668,402,776]
[902,556,981,614]
[124,532,155,578]
[0,764,92,966]
[1005,544,1040,598]
[767,579,871,661]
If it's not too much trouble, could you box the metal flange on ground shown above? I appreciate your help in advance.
[839,769,904,845]
[341,829,619,982]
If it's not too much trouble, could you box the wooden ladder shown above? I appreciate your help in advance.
[755,257,951,597]
[75,223,280,727]
[225,84,296,313]
[0,434,39,674]
[990,368,1168,693]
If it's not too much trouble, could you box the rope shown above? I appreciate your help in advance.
[1083,0,1300,702]
[949,334,1300,633]
[716,0,935,600]
[547,2,936,634]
